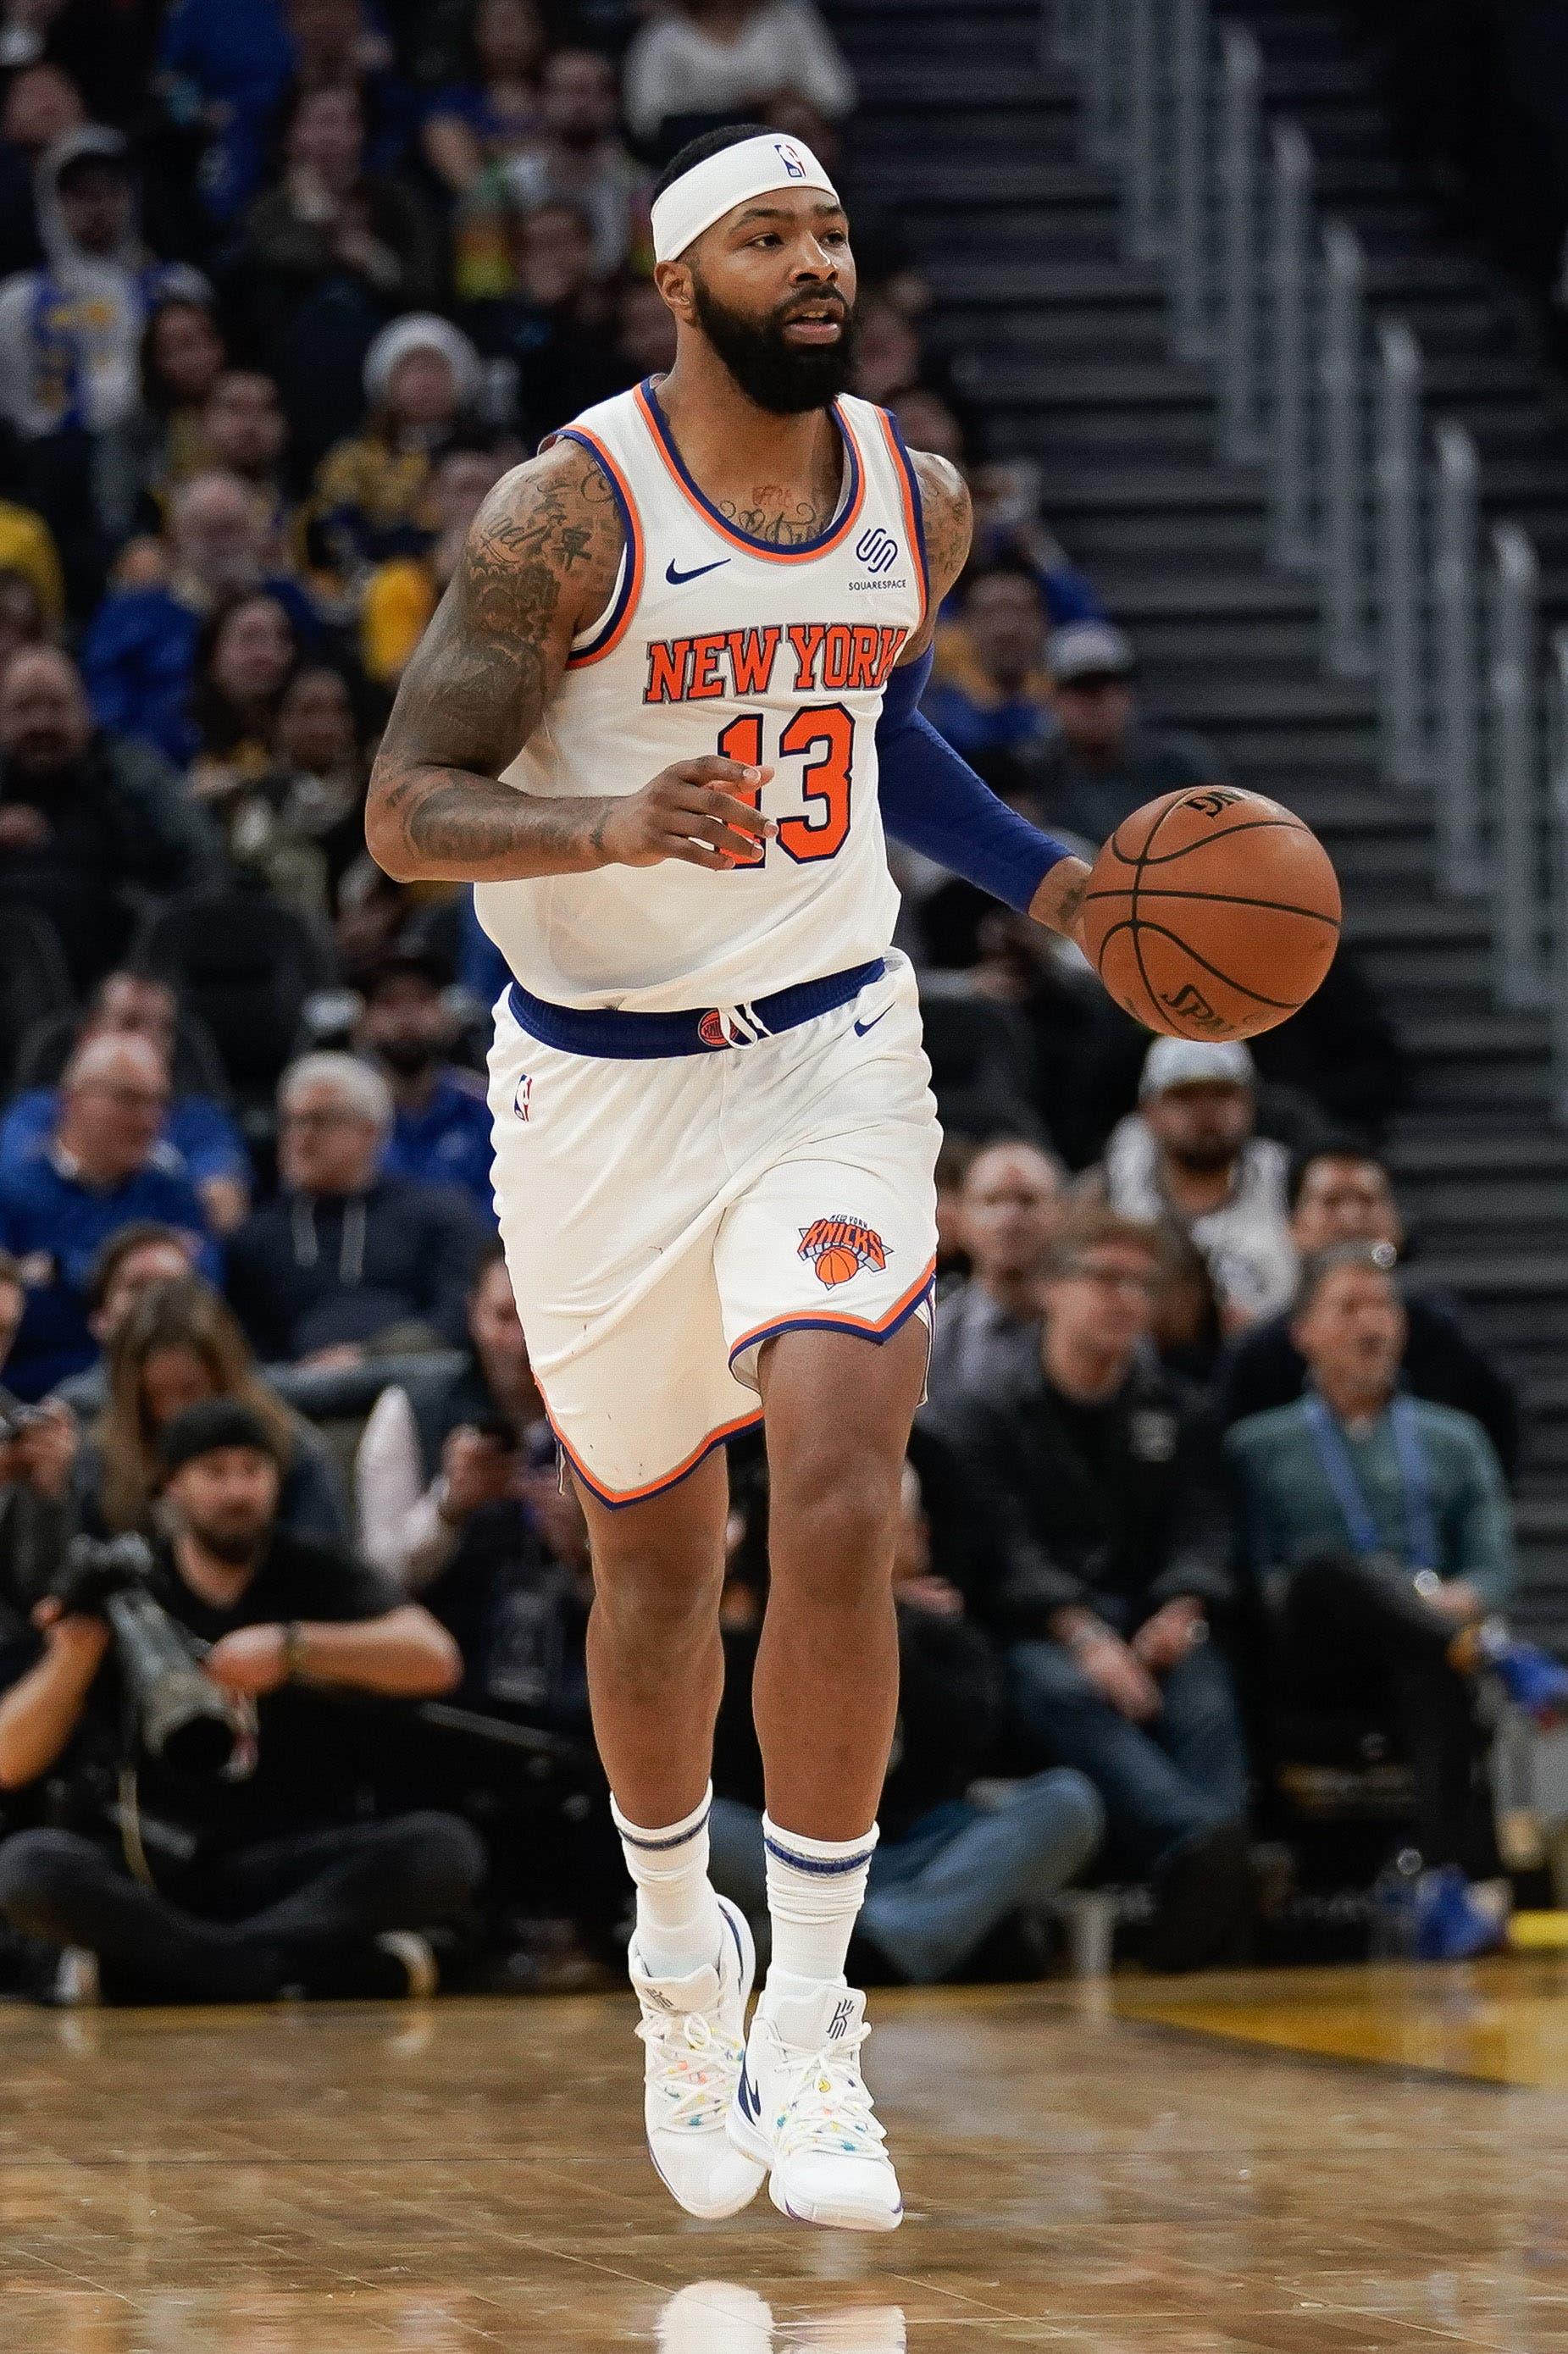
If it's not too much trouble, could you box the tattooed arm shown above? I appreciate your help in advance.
[890,448,1090,944]
[365,439,774,883]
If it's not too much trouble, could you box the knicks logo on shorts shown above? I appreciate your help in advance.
[799,1215,889,1288]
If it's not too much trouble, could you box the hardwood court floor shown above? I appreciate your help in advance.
[4,1961,1568,2351]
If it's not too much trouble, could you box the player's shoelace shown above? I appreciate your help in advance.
[774,2023,886,2161]
[636,2008,743,2132]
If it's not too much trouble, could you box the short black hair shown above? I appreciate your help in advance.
[651,122,777,208]
[1286,1138,1389,1214]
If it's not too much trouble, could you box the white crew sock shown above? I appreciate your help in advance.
[760,1813,880,1995]
[612,1781,724,1984]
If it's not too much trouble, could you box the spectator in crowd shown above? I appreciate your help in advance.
[225,1052,485,1367]
[623,0,856,160]
[124,294,229,506]
[355,950,495,1220]
[78,1273,348,1547]
[421,0,548,204]
[205,655,374,922]
[361,439,505,685]
[924,562,1058,773]
[1226,1243,1567,1958]
[0,645,219,986]
[932,1133,976,1292]
[356,1242,557,1590]
[310,312,483,589]
[500,47,651,281]
[0,1245,78,1623]
[50,1220,201,1418]
[237,81,441,420]
[0,1033,218,1399]
[709,1459,1105,1984]
[925,1138,1067,1414]
[936,1211,1254,1971]
[611,273,677,383]
[1,968,252,1238]
[0,563,54,677]
[1026,622,1216,849]
[155,0,296,225]
[0,130,208,504]
[851,294,923,408]
[465,197,620,449]
[81,469,316,765]
[188,589,300,806]
[185,370,296,568]
[1219,1145,1521,1477]
[1085,1038,1297,1329]
[0,61,87,278]
[0,1397,475,2004]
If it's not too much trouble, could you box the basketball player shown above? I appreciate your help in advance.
[366,127,1094,2233]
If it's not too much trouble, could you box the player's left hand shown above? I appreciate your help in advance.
[1131,1598,1206,1675]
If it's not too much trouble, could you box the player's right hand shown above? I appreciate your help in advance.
[595,756,777,872]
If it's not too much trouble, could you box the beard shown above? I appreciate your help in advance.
[185,1515,268,1569]
[1165,1135,1240,1176]
[376,1035,441,1079]
[690,275,857,415]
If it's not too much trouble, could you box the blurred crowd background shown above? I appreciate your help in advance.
[0,0,1550,2008]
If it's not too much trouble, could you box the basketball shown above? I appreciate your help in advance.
[1078,785,1342,1041]
[813,1245,861,1287]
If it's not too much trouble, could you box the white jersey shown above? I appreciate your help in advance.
[474,378,928,1012]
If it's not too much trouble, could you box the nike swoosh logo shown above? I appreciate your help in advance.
[736,2063,762,2122]
[666,557,730,585]
[854,1007,892,1037]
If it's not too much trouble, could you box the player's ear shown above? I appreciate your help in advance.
[653,260,697,329]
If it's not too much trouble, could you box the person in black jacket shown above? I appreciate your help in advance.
[226,1054,486,1367]
[707,1451,1103,1984]
[932,1209,1253,1971]
[0,645,219,989]
[1217,1145,1520,1477]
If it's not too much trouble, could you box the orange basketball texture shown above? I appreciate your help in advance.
[812,1246,861,1288]
[1079,786,1341,1042]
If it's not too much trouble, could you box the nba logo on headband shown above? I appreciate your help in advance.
[775,143,806,180]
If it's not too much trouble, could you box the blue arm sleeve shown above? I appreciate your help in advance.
[875,650,1074,915]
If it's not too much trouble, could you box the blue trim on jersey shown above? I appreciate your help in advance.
[728,1273,935,1374]
[507,958,884,1061]
[640,377,862,557]
[557,426,637,662]
[884,407,930,611]
[762,1832,878,1877]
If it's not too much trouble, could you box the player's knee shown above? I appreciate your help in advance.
[770,1446,903,1592]
[590,1539,724,1642]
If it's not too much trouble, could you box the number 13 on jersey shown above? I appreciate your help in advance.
[718,705,855,867]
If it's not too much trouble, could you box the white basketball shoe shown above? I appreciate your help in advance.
[728,1980,903,2231]
[629,1897,767,2221]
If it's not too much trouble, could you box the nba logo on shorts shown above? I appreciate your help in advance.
[774,141,806,179]
[514,1075,533,1122]
[799,1214,889,1288]
[856,527,899,576]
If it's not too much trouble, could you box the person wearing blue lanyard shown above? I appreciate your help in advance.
[1227,1241,1568,1959]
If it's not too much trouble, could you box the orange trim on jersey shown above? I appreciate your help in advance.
[633,379,867,564]
[727,1255,939,1367]
[551,1404,764,1509]
[875,407,928,637]
[561,425,645,668]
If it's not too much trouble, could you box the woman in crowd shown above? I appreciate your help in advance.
[309,313,483,590]
[421,0,549,202]
[77,1277,349,1548]
[188,589,299,802]
[127,295,228,505]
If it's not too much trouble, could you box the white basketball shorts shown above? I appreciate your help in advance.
[485,951,941,1507]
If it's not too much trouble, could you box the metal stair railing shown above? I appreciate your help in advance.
[1044,0,1568,1114]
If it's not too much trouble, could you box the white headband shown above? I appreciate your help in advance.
[650,134,840,264]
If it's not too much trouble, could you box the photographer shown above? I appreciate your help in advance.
[0,1400,479,2004]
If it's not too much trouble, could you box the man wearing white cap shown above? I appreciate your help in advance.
[1089,1038,1297,1328]
[365,121,1109,2232]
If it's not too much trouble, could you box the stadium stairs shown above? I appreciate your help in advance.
[835,0,1568,1640]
